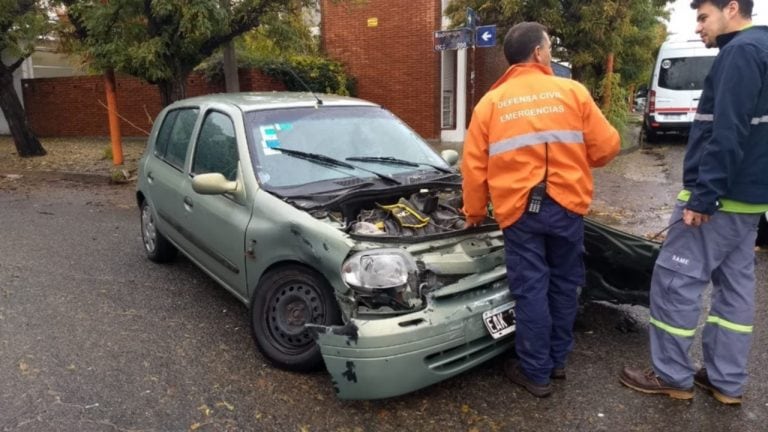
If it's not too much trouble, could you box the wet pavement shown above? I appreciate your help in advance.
[1,136,767,432]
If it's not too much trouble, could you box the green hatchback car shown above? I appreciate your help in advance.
[136,92,657,399]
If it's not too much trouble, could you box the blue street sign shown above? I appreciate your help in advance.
[466,7,477,29]
[475,25,497,48]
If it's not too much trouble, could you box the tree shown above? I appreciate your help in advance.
[59,0,313,106]
[444,0,671,93]
[0,0,48,157]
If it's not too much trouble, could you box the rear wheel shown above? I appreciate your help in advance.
[643,126,659,144]
[251,265,340,372]
[140,200,177,263]
[757,213,768,247]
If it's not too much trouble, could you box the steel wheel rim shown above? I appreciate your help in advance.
[266,281,325,354]
[141,205,157,253]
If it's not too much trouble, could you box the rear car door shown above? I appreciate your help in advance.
[143,107,200,251]
[183,108,252,298]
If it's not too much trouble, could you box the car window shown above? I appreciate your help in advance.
[154,108,199,170]
[658,56,715,91]
[192,111,238,181]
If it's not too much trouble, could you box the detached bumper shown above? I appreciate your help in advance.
[312,271,514,400]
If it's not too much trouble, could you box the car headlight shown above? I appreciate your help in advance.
[341,248,418,293]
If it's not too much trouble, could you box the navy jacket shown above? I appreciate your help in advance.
[685,26,768,214]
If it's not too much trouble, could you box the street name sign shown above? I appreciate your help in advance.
[434,29,472,51]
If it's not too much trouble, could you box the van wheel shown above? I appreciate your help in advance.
[251,265,340,372]
[643,127,659,144]
[757,213,768,247]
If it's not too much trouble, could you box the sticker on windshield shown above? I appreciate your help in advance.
[260,125,282,155]
[661,59,672,69]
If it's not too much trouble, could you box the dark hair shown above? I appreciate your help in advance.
[690,0,753,18]
[503,22,548,66]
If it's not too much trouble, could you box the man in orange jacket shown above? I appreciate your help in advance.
[462,22,620,397]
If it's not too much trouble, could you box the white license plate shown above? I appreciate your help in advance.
[661,113,685,120]
[482,301,516,339]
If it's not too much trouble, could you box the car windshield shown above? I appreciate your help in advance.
[245,106,449,189]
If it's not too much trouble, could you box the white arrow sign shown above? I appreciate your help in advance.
[481,31,492,42]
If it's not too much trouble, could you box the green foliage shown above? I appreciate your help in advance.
[58,0,313,104]
[597,72,630,146]
[193,1,354,97]
[444,0,671,92]
[257,55,356,96]
[0,0,50,68]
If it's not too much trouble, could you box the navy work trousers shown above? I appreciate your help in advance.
[502,196,585,384]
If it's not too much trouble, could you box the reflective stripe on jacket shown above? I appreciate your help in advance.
[461,63,620,229]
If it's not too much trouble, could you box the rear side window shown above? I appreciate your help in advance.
[658,56,716,90]
[154,108,199,170]
[192,111,238,181]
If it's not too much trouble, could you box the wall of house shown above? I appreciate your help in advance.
[22,70,285,137]
[321,0,442,140]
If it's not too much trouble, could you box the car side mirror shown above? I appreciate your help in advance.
[441,149,459,166]
[192,173,239,195]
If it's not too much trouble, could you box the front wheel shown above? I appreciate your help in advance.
[251,265,340,372]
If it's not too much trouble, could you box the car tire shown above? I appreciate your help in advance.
[643,126,659,144]
[251,265,340,372]
[140,200,177,263]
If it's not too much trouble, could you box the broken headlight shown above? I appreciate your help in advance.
[341,249,422,311]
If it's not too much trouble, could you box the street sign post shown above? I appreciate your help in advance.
[433,28,472,51]
[475,25,497,48]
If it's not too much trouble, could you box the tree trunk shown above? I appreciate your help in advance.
[158,75,189,107]
[602,52,615,110]
[0,70,46,157]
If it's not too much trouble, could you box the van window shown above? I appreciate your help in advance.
[658,56,716,90]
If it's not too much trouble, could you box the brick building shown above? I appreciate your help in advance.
[321,0,508,143]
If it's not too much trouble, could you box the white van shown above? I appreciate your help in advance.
[643,39,718,142]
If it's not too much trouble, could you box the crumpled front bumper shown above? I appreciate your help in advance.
[311,269,514,400]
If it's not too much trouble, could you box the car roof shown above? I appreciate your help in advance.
[168,92,380,112]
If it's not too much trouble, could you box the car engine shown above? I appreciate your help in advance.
[346,188,466,237]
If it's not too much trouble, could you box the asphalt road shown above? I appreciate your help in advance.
[1,139,767,432]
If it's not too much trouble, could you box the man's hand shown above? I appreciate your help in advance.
[683,208,710,227]
[464,220,479,229]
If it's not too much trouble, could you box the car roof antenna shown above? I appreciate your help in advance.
[288,68,323,106]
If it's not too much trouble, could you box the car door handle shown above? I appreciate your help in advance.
[146,172,154,183]
[183,197,193,209]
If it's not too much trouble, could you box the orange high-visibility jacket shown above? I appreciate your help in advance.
[462,63,620,229]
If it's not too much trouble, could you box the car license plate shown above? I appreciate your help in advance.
[661,113,685,120]
[482,301,516,339]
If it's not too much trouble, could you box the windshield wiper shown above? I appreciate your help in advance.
[346,156,454,174]
[273,148,401,185]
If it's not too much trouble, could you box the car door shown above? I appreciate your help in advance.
[183,108,252,299]
[143,107,200,251]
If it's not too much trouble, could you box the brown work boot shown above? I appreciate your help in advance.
[551,367,566,380]
[619,367,694,400]
[504,359,553,398]
[694,368,743,405]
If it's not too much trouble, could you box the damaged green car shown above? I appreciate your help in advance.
[136,92,658,400]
